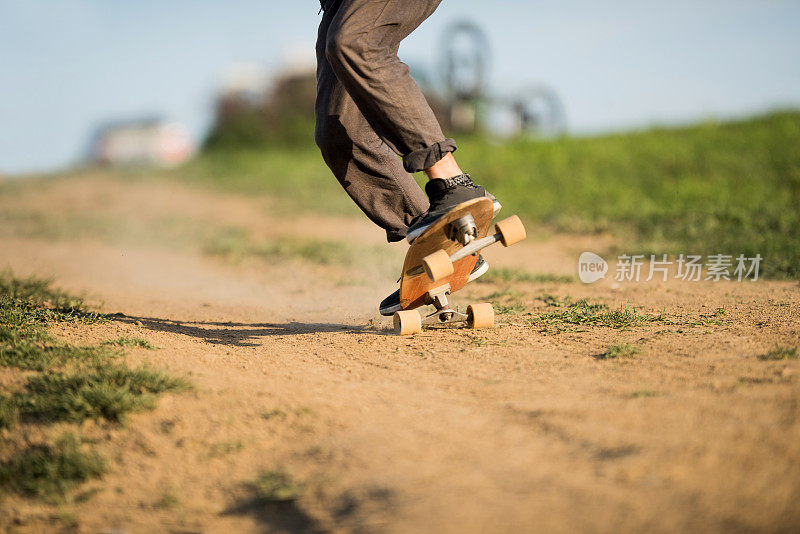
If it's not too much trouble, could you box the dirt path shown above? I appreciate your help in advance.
[1,174,799,533]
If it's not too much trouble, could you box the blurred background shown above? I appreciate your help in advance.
[1,0,800,277]
[3,0,800,172]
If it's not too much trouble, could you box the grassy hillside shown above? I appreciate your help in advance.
[175,111,800,278]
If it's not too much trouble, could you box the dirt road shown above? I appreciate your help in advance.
[1,173,799,532]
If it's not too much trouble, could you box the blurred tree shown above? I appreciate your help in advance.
[203,70,317,150]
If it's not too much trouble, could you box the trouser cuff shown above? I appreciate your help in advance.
[402,139,457,173]
[386,228,407,243]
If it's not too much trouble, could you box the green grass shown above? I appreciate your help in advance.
[208,441,245,458]
[488,289,529,315]
[0,272,105,331]
[0,206,394,274]
[0,338,113,372]
[164,111,800,279]
[0,271,190,504]
[477,268,574,284]
[0,294,100,338]
[0,393,17,430]
[14,365,189,424]
[203,229,387,267]
[688,307,727,326]
[757,346,798,361]
[101,337,159,350]
[0,434,105,502]
[597,343,641,360]
[630,389,658,398]
[1,272,114,372]
[250,471,303,502]
[169,148,359,217]
[155,486,181,509]
[459,112,800,279]
[536,295,666,330]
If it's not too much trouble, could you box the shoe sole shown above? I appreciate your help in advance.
[379,259,489,316]
[379,302,403,316]
[407,199,502,244]
[468,259,489,282]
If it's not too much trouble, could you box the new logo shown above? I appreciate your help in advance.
[578,252,608,283]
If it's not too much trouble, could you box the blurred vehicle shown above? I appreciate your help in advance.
[88,118,195,167]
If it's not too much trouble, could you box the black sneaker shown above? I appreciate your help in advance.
[407,174,501,243]
[379,255,490,316]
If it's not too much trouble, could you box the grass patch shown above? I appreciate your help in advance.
[101,337,159,350]
[0,393,18,430]
[689,307,727,326]
[0,271,104,327]
[155,487,181,509]
[203,228,388,268]
[494,301,528,315]
[250,471,303,502]
[0,271,191,505]
[488,289,529,315]
[469,335,506,347]
[597,343,641,360]
[758,346,798,361]
[458,112,800,279]
[0,434,105,502]
[0,338,114,372]
[170,147,359,216]
[1,271,113,372]
[209,441,245,458]
[163,112,800,279]
[15,364,190,424]
[536,296,665,331]
[477,268,574,284]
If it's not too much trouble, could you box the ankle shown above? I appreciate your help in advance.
[423,152,463,180]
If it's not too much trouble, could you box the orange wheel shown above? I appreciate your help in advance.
[495,215,527,247]
[422,249,454,282]
[393,310,422,335]
[467,303,494,329]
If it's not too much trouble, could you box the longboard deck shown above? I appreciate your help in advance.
[399,197,494,310]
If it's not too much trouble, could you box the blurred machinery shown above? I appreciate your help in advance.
[438,20,566,137]
[88,118,194,167]
[442,20,490,132]
[202,19,564,151]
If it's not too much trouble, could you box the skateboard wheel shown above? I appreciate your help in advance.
[467,303,494,329]
[422,249,454,282]
[495,215,526,247]
[394,310,422,335]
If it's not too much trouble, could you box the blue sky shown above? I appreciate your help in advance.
[1,0,799,174]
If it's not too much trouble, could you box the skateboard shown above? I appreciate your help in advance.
[392,197,527,335]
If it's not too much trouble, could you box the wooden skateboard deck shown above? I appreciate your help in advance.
[399,197,495,310]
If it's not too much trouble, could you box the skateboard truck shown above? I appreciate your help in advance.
[422,215,527,283]
[393,284,491,334]
[447,214,478,245]
[422,284,468,325]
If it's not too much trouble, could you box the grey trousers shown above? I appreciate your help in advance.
[315,0,457,242]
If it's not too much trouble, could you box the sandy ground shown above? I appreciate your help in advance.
[1,173,799,533]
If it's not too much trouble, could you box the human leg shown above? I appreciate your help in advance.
[315,3,429,242]
[322,0,500,243]
[324,0,457,174]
